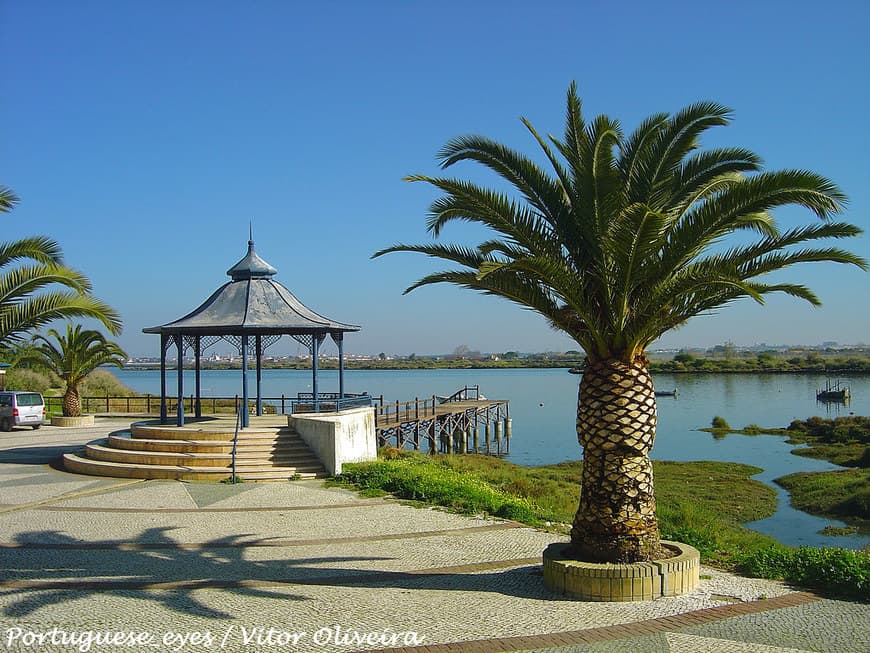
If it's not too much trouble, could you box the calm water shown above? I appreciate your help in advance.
[114,367,870,549]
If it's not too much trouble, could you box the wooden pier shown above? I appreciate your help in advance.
[374,386,511,455]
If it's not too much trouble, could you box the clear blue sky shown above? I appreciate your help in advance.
[2,1,868,357]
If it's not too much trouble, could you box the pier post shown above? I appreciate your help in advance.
[504,417,512,453]
[428,422,437,454]
[472,423,479,452]
[494,419,503,456]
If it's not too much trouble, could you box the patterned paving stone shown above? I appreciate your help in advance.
[665,632,814,652]
[0,420,864,653]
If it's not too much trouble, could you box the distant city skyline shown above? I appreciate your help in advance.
[3,1,868,358]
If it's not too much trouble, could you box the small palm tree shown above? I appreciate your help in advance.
[374,84,866,563]
[18,324,127,416]
[0,186,122,350]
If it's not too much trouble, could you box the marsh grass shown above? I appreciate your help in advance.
[335,451,778,567]
[775,468,870,532]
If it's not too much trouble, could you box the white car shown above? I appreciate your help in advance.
[0,391,46,431]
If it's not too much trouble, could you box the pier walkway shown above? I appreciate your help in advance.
[374,386,511,454]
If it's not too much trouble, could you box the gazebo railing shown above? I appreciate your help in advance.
[46,393,373,416]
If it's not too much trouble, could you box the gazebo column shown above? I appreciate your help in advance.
[255,334,262,417]
[336,332,345,398]
[176,335,185,427]
[194,336,202,418]
[241,335,250,428]
[312,335,320,412]
[160,334,167,424]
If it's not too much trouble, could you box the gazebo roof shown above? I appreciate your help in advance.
[143,240,360,336]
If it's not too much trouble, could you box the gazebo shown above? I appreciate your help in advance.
[144,239,362,427]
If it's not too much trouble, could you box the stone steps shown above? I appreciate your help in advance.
[62,422,328,481]
[62,453,324,481]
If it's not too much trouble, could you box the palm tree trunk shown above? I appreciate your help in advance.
[570,357,662,563]
[62,386,81,417]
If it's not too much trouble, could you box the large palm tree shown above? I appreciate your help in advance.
[374,84,866,563]
[0,186,122,350]
[18,323,127,417]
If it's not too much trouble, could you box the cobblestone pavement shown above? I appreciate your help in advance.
[0,419,867,653]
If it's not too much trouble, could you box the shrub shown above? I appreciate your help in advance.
[80,370,137,397]
[711,416,731,430]
[841,489,870,519]
[737,546,870,600]
[338,456,542,523]
[5,368,54,393]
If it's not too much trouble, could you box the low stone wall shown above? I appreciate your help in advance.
[50,415,95,427]
[543,540,700,601]
[288,406,376,475]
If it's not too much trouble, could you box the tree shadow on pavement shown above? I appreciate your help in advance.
[0,526,561,619]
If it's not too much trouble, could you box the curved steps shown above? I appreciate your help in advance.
[63,422,328,481]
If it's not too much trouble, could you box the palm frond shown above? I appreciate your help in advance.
[437,134,565,224]
[0,236,65,267]
[0,292,123,343]
[0,186,19,213]
[0,263,93,305]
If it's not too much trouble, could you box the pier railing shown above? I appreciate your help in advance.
[441,385,481,402]
[372,388,510,456]
[373,396,438,428]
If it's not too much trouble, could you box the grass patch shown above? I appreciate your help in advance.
[335,452,541,524]
[736,546,869,601]
[784,417,870,468]
[775,468,870,535]
[790,443,867,467]
[335,450,778,568]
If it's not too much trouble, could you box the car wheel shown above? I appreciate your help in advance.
[32,424,41,430]
[0,418,11,432]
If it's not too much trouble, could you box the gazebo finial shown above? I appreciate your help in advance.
[226,235,277,280]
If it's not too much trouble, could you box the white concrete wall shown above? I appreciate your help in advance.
[288,406,376,475]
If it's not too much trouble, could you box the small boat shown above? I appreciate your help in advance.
[655,388,678,397]
[816,380,851,402]
[568,367,582,375]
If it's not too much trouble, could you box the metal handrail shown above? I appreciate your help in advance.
[290,393,373,414]
[231,404,241,483]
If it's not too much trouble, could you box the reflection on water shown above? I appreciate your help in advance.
[114,368,869,549]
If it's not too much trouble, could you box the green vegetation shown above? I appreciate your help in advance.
[122,348,870,373]
[651,350,870,374]
[5,367,58,394]
[776,469,870,534]
[786,416,870,467]
[5,366,136,401]
[335,451,870,598]
[711,416,731,430]
[736,546,869,600]
[336,451,778,568]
